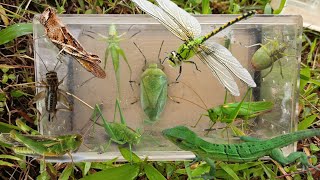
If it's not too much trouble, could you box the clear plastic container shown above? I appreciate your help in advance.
[33,14,302,162]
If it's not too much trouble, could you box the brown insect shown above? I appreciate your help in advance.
[29,53,72,122]
[39,7,106,78]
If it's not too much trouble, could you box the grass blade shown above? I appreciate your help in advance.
[0,23,32,45]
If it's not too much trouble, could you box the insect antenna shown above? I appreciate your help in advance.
[34,50,49,72]
[133,42,147,67]
[158,40,164,69]
[158,40,164,64]
[170,95,206,111]
[177,81,208,109]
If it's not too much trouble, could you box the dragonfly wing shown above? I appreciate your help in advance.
[132,0,190,40]
[200,42,256,88]
[196,51,240,96]
[155,0,201,38]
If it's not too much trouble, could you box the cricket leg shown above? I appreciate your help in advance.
[58,90,73,111]
[29,91,46,106]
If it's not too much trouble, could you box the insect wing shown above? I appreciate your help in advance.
[132,0,190,40]
[223,101,273,117]
[196,50,240,96]
[75,58,106,78]
[155,0,201,38]
[199,42,256,92]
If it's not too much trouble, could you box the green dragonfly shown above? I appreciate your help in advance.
[132,0,256,96]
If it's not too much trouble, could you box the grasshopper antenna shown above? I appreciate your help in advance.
[177,81,208,109]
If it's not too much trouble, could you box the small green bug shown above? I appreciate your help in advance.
[132,41,168,124]
[251,39,288,78]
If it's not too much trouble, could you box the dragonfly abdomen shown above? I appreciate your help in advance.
[201,10,256,44]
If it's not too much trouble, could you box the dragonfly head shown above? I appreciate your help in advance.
[167,51,181,68]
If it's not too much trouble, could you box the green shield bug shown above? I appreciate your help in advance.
[132,41,168,124]
[251,38,288,78]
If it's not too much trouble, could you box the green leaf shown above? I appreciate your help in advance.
[10,89,26,98]
[83,162,92,176]
[37,171,50,180]
[310,143,320,153]
[59,164,73,180]
[309,79,320,86]
[264,3,272,14]
[191,162,210,177]
[81,164,139,180]
[261,164,276,178]
[184,161,193,178]
[0,122,21,133]
[273,0,287,14]
[1,68,9,73]
[8,74,16,80]
[2,74,8,84]
[0,93,6,101]
[119,147,142,163]
[0,154,22,161]
[0,160,15,167]
[298,114,317,130]
[201,0,211,14]
[300,67,310,93]
[219,162,240,180]
[144,164,166,180]
[0,23,33,45]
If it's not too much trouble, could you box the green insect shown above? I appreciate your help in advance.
[91,99,141,158]
[176,83,273,133]
[132,41,168,123]
[132,0,256,96]
[0,120,82,157]
[251,39,288,78]
[194,101,274,130]
[97,24,132,96]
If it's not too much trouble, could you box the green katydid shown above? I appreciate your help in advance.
[90,99,141,157]
[96,24,132,96]
[173,83,273,134]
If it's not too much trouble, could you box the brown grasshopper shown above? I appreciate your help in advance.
[39,7,106,78]
[30,56,72,122]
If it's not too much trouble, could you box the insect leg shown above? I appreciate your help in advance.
[184,60,201,72]
[29,91,46,106]
[175,66,182,81]
[278,60,284,79]
[262,62,274,78]
[167,95,180,104]
[57,89,73,111]
[191,114,205,128]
